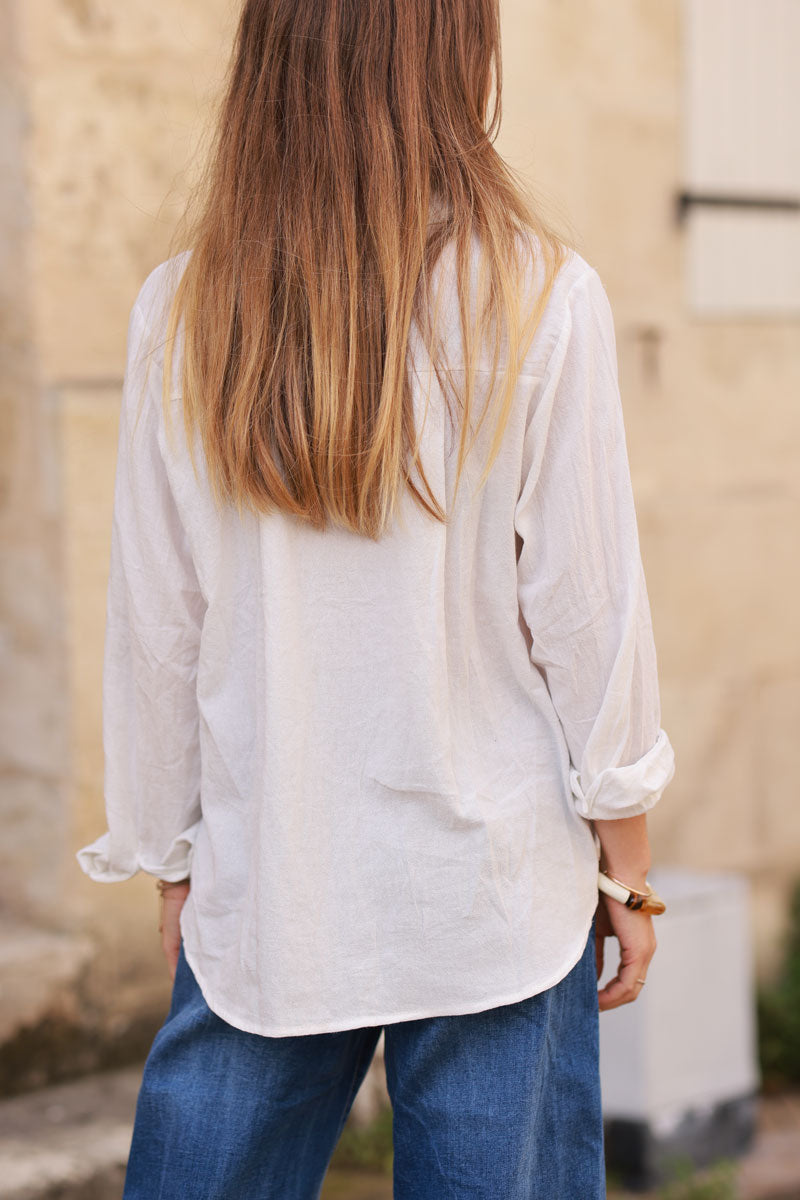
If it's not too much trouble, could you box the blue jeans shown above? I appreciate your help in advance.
[123,910,604,1199]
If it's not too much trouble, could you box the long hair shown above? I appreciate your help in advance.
[161,0,571,540]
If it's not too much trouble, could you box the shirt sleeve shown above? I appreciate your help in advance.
[75,297,206,882]
[514,266,675,821]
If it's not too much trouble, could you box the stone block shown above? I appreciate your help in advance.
[599,868,760,1190]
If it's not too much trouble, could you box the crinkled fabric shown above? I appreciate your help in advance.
[76,240,675,1036]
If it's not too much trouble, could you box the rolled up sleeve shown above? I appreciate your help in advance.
[75,295,206,883]
[514,266,675,821]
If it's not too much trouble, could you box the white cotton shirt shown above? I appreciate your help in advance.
[76,238,676,1037]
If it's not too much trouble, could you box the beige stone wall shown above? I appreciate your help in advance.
[2,0,798,1069]
[0,0,70,929]
[0,1,237,1077]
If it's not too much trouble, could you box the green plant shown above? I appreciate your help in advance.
[657,1155,737,1200]
[757,877,800,1088]
[329,1103,394,1175]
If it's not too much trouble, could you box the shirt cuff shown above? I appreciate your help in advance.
[75,821,201,884]
[569,728,676,821]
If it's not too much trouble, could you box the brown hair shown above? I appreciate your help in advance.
[161,0,570,539]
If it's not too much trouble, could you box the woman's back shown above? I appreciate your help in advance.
[79,235,674,1035]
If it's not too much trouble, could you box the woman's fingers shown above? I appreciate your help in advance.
[159,886,190,982]
[595,933,605,982]
[597,964,648,1010]
[596,894,656,1011]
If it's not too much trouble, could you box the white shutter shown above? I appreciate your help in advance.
[683,0,800,315]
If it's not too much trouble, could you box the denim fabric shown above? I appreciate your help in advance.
[123,910,604,1199]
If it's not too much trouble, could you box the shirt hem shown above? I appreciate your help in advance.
[178,901,599,1038]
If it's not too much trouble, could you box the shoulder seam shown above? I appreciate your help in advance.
[537,263,595,377]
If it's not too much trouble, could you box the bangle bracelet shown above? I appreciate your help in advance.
[598,869,666,915]
[156,878,190,894]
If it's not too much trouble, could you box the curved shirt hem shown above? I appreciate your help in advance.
[178,902,599,1038]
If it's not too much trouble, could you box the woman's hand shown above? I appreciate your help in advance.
[595,891,656,1010]
[590,813,657,1010]
[157,879,191,982]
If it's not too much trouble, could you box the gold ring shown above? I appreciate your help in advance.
[636,977,647,985]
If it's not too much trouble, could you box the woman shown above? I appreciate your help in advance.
[76,1,676,1196]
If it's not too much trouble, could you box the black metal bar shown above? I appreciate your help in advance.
[676,190,800,222]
